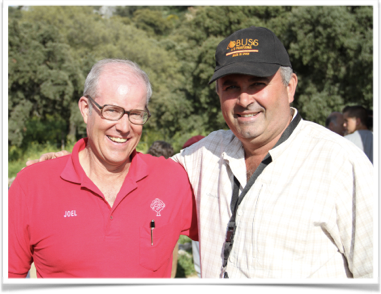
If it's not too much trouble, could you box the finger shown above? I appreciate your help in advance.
[39,152,56,162]
[55,150,70,157]
[25,159,39,166]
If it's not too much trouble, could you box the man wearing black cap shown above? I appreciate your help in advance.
[27,27,374,279]
[173,26,373,279]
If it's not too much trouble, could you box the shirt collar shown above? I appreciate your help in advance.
[222,133,247,187]
[271,108,301,148]
[269,108,302,159]
[60,138,87,184]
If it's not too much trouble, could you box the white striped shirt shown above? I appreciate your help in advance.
[172,109,373,278]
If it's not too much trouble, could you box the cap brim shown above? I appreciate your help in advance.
[208,62,281,84]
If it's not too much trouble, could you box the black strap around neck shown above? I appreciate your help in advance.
[222,154,272,271]
[222,111,302,278]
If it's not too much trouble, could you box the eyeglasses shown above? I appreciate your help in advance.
[86,95,151,125]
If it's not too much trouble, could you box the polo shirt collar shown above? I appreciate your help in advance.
[120,149,149,190]
[61,138,87,185]
[61,138,149,193]
[112,150,148,209]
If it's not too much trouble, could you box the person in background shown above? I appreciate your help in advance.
[325,111,345,136]
[147,141,174,159]
[366,109,373,131]
[342,105,373,163]
[146,140,178,278]
[181,135,205,278]
[9,59,198,278]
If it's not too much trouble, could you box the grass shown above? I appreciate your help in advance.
[8,141,75,181]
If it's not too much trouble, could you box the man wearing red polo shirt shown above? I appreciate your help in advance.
[8,59,198,278]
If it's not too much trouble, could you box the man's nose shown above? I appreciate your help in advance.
[237,91,255,108]
[115,113,131,133]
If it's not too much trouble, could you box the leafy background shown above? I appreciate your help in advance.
[8,5,373,175]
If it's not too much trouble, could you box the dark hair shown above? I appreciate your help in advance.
[367,109,373,130]
[147,141,174,159]
[343,105,371,129]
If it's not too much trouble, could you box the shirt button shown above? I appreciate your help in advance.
[110,215,113,220]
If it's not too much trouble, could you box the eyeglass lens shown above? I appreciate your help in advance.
[102,106,148,124]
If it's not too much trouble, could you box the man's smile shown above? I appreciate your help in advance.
[237,113,259,118]
[236,111,262,119]
[107,136,128,143]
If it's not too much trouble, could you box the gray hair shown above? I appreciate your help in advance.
[83,59,152,108]
[215,66,293,92]
[325,112,340,128]
[279,66,293,86]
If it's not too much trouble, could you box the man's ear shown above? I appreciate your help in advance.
[78,96,90,124]
[287,73,298,104]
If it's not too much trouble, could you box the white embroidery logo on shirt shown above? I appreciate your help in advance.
[64,210,77,217]
[150,198,165,216]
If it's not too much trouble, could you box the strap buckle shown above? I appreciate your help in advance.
[225,221,235,242]
[221,266,229,278]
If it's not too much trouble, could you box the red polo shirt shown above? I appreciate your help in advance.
[8,138,198,278]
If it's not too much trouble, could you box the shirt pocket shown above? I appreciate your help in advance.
[139,222,177,272]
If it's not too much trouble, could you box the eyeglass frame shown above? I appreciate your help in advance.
[85,95,151,125]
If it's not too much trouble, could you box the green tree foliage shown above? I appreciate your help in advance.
[8,18,84,148]
[8,5,373,159]
[279,6,373,123]
[132,9,174,36]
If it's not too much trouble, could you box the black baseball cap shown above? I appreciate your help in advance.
[209,26,292,84]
